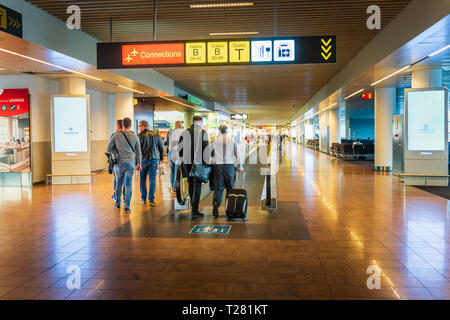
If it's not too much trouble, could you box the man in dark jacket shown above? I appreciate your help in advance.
[178,115,209,218]
[138,121,164,207]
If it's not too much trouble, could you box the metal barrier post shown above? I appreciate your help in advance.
[265,172,271,207]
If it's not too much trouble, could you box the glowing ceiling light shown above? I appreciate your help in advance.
[344,89,364,100]
[190,2,254,8]
[370,65,411,87]
[160,96,201,111]
[0,47,103,81]
[209,32,259,36]
[118,85,145,95]
[428,44,450,57]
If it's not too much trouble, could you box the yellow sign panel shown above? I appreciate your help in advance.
[186,42,206,64]
[229,41,250,63]
[207,42,228,63]
[0,8,7,29]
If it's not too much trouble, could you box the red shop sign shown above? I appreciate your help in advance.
[0,89,29,116]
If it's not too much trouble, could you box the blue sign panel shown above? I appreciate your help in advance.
[189,225,231,235]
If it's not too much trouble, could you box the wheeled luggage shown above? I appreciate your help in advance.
[226,172,247,221]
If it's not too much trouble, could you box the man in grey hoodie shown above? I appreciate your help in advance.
[107,117,142,213]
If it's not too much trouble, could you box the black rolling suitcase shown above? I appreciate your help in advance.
[226,172,247,221]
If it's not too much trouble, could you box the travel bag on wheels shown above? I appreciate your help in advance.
[226,172,248,221]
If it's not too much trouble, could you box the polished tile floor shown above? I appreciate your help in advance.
[0,142,449,300]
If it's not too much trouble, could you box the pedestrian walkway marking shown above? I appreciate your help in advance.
[189,225,231,235]
[321,38,332,60]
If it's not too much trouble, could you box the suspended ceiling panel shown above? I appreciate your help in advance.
[26,0,412,123]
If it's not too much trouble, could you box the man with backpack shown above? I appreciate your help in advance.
[107,117,142,214]
[138,120,164,207]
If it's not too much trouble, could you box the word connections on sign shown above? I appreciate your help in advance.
[97,36,336,69]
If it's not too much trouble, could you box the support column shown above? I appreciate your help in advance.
[318,111,328,153]
[114,92,134,131]
[411,67,442,88]
[338,100,347,139]
[328,108,340,149]
[184,111,194,129]
[59,78,86,95]
[374,86,395,171]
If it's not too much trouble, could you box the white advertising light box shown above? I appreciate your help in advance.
[53,96,88,153]
[404,88,448,186]
[407,90,446,151]
[51,95,91,184]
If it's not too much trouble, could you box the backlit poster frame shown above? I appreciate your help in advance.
[51,95,91,161]
[404,87,448,159]
[0,88,32,186]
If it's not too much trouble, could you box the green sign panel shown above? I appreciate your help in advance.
[0,4,23,38]
[187,94,204,107]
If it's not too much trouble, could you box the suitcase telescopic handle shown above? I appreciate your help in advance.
[235,170,245,189]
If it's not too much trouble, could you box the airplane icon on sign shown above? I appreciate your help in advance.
[131,48,138,56]
[124,54,133,63]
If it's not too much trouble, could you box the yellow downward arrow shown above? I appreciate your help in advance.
[321,38,332,46]
[321,52,331,60]
[321,45,331,53]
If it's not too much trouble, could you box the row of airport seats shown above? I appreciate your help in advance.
[330,140,374,160]
[306,139,319,150]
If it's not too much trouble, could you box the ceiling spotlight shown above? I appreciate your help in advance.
[209,31,259,36]
[344,89,364,100]
[370,65,411,86]
[118,85,145,95]
[428,44,450,57]
[191,2,254,8]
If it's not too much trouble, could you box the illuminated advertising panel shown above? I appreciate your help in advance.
[0,89,30,173]
[53,97,88,153]
[407,89,446,151]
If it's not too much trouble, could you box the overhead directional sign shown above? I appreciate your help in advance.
[0,4,23,38]
[97,36,336,69]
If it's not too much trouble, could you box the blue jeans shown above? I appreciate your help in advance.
[115,162,135,209]
[168,150,178,189]
[140,159,159,202]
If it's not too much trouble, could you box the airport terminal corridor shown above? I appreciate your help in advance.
[0,141,448,300]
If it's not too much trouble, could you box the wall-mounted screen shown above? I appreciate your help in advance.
[53,96,88,153]
[407,90,446,151]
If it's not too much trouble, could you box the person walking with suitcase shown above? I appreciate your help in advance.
[107,117,142,214]
[210,125,244,218]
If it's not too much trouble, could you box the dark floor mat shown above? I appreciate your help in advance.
[414,186,450,200]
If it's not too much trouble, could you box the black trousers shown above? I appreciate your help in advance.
[212,164,236,207]
[188,176,203,212]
